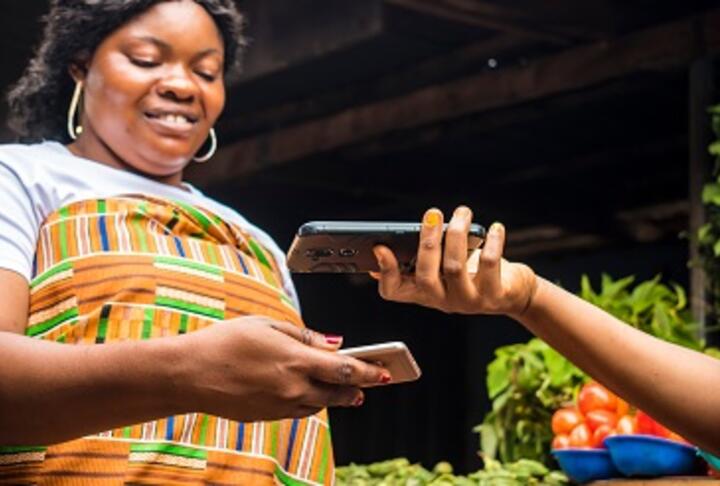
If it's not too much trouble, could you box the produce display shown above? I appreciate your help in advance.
[477,274,718,466]
[478,338,585,465]
[335,457,569,486]
[550,381,688,450]
[338,275,720,484]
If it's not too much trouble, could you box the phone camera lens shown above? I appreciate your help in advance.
[305,248,334,260]
[338,248,358,258]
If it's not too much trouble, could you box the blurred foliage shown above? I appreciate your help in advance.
[698,104,720,332]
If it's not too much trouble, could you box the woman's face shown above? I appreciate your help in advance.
[72,0,226,183]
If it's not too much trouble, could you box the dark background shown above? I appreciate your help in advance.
[1,0,718,473]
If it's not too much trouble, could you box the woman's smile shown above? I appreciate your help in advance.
[143,105,201,138]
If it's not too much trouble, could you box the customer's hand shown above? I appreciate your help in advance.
[372,206,537,318]
[182,317,389,421]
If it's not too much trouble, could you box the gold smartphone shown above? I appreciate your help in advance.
[338,341,421,386]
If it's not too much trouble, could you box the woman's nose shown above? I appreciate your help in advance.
[156,67,197,102]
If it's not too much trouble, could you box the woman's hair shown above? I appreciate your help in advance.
[7,0,245,143]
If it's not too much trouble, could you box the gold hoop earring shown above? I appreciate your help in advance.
[194,128,217,163]
[67,81,84,140]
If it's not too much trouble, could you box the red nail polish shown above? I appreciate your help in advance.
[352,395,364,407]
[379,373,392,384]
[325,334,343,345]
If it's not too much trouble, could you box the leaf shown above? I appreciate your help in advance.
[487,360,511,399]
[713,238,720,257]
[671,283,687,310]
[702,182,720,205]
[651,305,673,339]
[699,223,713,243]
[476,423,499,460]
[600,274,635,300]
[629,278,660,315]
[541,345,583,387]
[710,140,720,157]
[492,389,513,413]
[526,338,548,353]
[580,274,597,302]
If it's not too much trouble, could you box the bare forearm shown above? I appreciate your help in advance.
[0,332,186,445]
[515,277,720,455]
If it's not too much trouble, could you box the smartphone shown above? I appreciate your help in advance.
[286,221,486,273]
[338,341,421,386]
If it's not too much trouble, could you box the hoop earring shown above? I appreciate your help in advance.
[193,128,217,163]
[67,81,84,141]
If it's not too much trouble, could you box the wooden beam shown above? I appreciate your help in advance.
[385,0,575,46]
[191,10,720,186]
[424,0,611,42]
[328,76,653,163]
[221,32,533,139]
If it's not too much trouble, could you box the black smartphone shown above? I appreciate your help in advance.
[286,221,486,273]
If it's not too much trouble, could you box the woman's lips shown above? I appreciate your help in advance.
[143,112,197,138]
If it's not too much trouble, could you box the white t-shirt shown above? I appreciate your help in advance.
[0,141,299,308]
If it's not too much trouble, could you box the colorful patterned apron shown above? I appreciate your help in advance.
[0,196,334,485]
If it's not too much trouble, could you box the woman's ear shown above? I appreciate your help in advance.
[68,52,91,83]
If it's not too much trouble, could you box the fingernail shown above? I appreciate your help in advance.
[379,372,392,384]
[325,334,343,345]
[490,222,504,234]
[424,211,441,228]
[352,395,364,407]
[455,206,472,220]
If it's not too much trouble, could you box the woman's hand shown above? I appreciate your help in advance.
[372,206,537,318]
[181,317,390,422]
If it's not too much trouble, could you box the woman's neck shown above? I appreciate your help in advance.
[66,136,185,189]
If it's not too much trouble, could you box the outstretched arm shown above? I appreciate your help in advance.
[373,207,720,456]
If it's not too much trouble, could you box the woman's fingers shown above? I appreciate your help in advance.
[268,320,343,351]
[474,222,505,301]
[413,209,446,300]
[443,206,478,302]
[303,382,364,409]
[373,245,404,299]
[305,349,390,388]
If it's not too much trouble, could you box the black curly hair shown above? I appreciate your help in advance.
[7,0,245,143]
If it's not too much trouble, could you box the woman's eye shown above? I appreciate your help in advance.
[130,58,159,68]
[196,71,217,82]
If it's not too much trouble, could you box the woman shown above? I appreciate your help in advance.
[0,1,389,484]
[373,206,720,456]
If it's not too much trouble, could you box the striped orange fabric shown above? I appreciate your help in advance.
[0,195,334,485]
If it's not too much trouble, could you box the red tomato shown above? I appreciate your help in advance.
[616,398,630,417]
[585,410,618,432]
[551,408,584,435]
[591,424,614,448]
[635,410,657,435]
[615,415,637,435]
[569,423,592,448]
[578,382,618,415]
[552,434,571,450]
[635,410,686,441]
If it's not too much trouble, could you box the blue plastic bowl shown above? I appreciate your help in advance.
[604,435,699,477]
[552,448,620,484]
